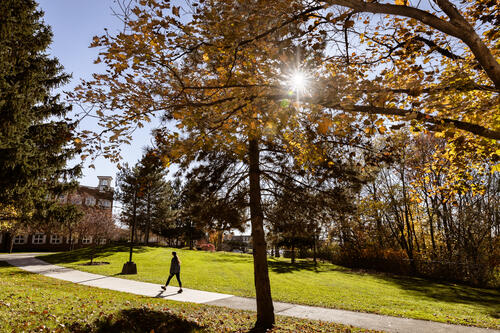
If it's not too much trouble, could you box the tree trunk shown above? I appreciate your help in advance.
[217,231,223,251]
[129,191,137,263]
[248,138,275,330]
[145,194,151,245]
[188,221,193,250]
[291,243,295,264]
[8,233,14,254]
[90,244,95,264]
[313,234,317,266]
[424,192,437,255]
[401,163,417,275]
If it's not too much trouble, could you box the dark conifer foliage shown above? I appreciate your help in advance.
[0,0,80,219]
[116,152,175,245]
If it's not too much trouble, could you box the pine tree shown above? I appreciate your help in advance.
[115,163,141,268]
[116,153,175,246]
[0,1,80,236]
[136,151,175,245]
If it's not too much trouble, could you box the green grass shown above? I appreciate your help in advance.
[40,245,500,329]
[0,262,375,333]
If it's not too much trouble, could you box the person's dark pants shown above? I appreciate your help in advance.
[165,273,182,288]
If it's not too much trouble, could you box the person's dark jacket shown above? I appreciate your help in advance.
[170,257,180,274]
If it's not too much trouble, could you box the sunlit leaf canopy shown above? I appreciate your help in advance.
[71,0,499,169]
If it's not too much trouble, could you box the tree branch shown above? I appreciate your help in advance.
[325,0,500,88]
[331,104,500,140]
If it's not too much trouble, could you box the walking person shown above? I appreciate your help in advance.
[161,251,183,293]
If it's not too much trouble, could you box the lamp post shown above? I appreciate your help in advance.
[122,187,138,274]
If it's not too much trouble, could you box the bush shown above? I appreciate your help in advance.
[199,243,215,252]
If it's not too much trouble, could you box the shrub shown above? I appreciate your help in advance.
[199,243,215,252]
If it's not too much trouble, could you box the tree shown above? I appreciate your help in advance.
[268,184,316,264]
[115,163,141,273]
[179,152,247,250]
[135,151,176,245]
[117,153,175,247]
[34,201,83,251]
[73,0,498,328]
[0,0,80,249]
[76,206,115,264]
[342,131,499,285]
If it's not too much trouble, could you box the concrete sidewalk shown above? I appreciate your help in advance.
[0,253,497,333]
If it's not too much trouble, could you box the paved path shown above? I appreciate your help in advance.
[0,253,497,333]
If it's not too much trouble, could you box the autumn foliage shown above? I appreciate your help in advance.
[71,0,499,329]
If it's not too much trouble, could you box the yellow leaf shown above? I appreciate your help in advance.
[491,163,500,174]
[364,127,375,135]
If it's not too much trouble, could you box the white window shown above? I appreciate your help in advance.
[50,235,63,244]
[14,235,27,244]
[85,196,96,206]
[98,238,107,245]
[99,179,110,191]
[99,199,111,208]
[82,236,92,244]
[66,237,78,244]
[71,195,82,205]
[32,234,46,244]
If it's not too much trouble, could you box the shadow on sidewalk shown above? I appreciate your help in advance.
[155,291,180,298]
[0,261,32,276]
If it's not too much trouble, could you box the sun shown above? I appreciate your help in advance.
[289,71,307,93]
[291,71,306,91]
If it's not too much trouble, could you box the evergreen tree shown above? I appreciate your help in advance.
[136,151,175,245]
[116,152,175,246]
[0,0,80,243]
[179,152,247,250]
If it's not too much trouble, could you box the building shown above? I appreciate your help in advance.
[223,234,252,252]
[0,176,114,252]
[62,176,114,216]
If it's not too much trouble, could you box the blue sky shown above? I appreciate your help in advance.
[37,0,157,187]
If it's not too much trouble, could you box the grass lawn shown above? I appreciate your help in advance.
[40,245,500,329]
[0,262,376,333]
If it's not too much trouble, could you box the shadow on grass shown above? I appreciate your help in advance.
[268,260,322,274]
[80,308,205,333]
[376,273,500,318]
[206,254,340,274]
[39,245,149,264]
[208,254,254,265]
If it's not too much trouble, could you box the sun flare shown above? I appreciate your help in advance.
[290,71,307,92]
